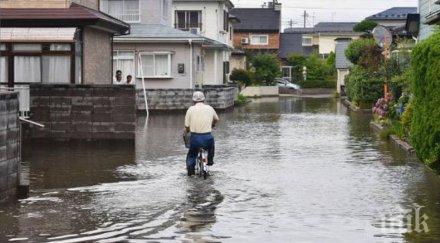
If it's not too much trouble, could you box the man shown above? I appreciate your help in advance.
[185,91,219,176]
[114,70,123,84]
[126,75,133,85]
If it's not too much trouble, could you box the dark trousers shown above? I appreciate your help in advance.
[186,133,215,168]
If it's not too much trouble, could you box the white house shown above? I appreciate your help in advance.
[172,0,235,85]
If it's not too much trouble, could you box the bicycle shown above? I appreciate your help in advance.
[195,149,209,180]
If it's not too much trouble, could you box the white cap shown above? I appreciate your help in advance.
[192,91,205,102]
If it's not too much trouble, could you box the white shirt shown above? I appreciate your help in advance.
[185,103,219,133]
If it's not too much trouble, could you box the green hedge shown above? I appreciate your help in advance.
[410,31,440,169]
[298,79,336,89]
[345,65,384,107]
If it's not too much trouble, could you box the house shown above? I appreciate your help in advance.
[281,22,361,59]
[419,0,440,39]
[279,28,317,60]
[335,38,353,95]
[0,0,129,86]
[96,0,206,91]
[230,1,282,54]
[366,7,418,28]
[172,0,236,85]
[0,0,137,141]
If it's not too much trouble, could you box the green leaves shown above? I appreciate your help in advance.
[410,31,440,169]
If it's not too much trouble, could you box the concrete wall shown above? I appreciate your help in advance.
[114,42,203,89]
[241,86,279,97]
[337,69,349,94]
[83,27,113,85]
[319,35,359,55]
[137,86,237,111]
[230,55,246,71]
[29,84,136,140]
[0,92,20,202]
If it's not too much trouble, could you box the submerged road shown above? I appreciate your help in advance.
[1,97,439,242]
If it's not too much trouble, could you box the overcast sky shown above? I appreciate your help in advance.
[231,0,418,29]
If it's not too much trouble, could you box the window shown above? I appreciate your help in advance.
[282,66,292,79]
[101,0,140,23]
[302,36,313,46]
[0,44,7,83]
[250,35,269,45]
[223,11,229,31]
[175,11,202,31]
[138,53,172,78]
[196,55,205,72]
[4,44,72,84]
[113,51,135,84]
[162,0,169,19]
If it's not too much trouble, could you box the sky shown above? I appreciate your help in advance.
[231,0,418,29]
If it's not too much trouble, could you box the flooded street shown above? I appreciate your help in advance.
[1,97,440,242]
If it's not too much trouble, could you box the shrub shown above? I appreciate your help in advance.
[353,20,378,33]
[229,69,252,86]
[298,79,336,89]
[410,31,440,169]
[400,99,413,140]
[235,94,248,106]
[345,38,378,65]
[345,65,384,106]
[251,54,281,85]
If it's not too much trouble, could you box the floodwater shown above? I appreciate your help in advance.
[1,97,440,243]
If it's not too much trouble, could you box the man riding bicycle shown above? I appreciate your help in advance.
[184,91,219,176]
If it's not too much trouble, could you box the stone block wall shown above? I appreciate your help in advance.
[29,84,136,141]
[0,92,20,202]
[137,86,237,111]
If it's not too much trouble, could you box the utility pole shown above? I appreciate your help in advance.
[289,19,294,28]
[302,10,309,28]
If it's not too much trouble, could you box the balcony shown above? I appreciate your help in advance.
[425,0,440,24]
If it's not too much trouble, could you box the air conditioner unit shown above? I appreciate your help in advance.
[189,28,201,35]
[241,38,249,45]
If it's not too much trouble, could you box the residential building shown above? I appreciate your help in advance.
[96,0,206,91]
[366,7,418,28]
[230,1,282,54]
[0,1,129,86]
[281,22,361,60]
[419,0,440,39]
[172,0,236,85]
[335,38,353,95]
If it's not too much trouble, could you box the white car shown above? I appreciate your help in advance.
[277,79,301,90]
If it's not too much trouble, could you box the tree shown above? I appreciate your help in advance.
[229,68,252,86]
[345,38,378,65]
[251,54,281,85]
[286,54,307,82]
[353,20,378,33]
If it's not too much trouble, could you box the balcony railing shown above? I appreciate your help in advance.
[115,11,140,23]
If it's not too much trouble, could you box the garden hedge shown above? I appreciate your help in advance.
[345,65,384,107]
[410,31,440,170]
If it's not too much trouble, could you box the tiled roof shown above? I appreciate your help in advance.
[284,22,359,34]
[117,24,204,40]
[230,8,280,32]
[0,3,130,34]
[366,7,417,20]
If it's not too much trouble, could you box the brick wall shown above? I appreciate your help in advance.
[0,92,20,202]
[233,32,280,50]
[137,86,237,111]
[29,84,136,141]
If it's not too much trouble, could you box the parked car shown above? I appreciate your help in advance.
[276,78,301,90]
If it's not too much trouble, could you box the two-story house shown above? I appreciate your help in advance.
[230,1,282,54]
[366,7,418,28]
[98,0,206,94]
[419,0,440,40]
[172,0,236,85]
